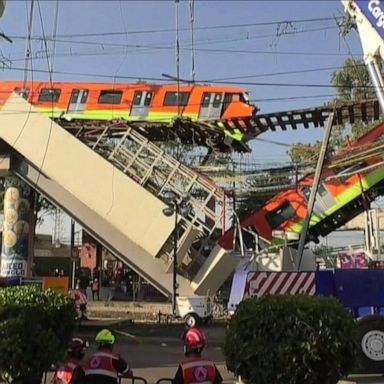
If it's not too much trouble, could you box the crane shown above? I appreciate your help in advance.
[343,0,384,111]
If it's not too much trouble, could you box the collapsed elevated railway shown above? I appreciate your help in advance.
[0,80,381,153]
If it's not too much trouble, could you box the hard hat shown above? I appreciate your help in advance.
[184,327,206,354]
[95,329,115,345]
[68,336,89,354]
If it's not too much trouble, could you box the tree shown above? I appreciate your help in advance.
[0,285,77,384]
[224,295,357,384]
[288,58,380,163]
[330,58,375,103]
[289,141,322,165]
[330,58,379,140]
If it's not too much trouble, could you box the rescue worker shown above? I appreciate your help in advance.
[82,329,133,384]
[52,336,88,384]
[173,327,223,384]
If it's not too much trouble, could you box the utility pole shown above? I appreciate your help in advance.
[27,190,36,278]
[175,0,180,117]
[70,219,75,289]
[296,112,334,270]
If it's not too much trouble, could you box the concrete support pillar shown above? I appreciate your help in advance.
[0,176,31,278]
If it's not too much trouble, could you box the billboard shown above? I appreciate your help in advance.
[1,182,31,278]
[42,277,69,295]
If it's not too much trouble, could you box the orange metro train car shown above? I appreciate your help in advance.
[219,122,384,251]
[0,81,255,141]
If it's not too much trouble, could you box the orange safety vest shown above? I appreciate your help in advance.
[83,351,119,381]
[180,357,217,384]
[53,361,77,384]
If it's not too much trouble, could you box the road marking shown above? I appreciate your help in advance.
[113,329,142,343]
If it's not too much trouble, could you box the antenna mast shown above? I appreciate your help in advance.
[23,0,34,88]
[189,0,195,83]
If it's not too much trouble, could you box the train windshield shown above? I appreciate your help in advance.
[221,92,247,114]
[241,93,249,104]
[265,201,296,229]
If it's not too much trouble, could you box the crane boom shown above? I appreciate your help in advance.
[343,0,384,111]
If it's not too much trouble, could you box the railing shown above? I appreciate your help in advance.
[82,126,227,275]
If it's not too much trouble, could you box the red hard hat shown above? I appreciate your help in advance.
[184,327,206,352]
[68,336,89,354]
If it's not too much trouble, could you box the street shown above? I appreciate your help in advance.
[72,321,384,384]
[78,322,231,383]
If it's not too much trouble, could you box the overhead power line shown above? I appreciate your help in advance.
[208,64,367,81]
[8,16,341,40]
[8,23,339,48]
[7,45,360,65]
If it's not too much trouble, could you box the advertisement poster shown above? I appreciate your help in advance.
[0,179,31,278]
[42,277,69,295]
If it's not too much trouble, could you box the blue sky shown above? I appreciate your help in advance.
[0,0,363,164]
[0,0,375,237]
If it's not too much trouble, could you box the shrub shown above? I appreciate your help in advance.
[0,285,77,384]
[224,294,357,384]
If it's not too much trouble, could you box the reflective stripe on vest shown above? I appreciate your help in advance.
[181,358,216,384]
[83,369,117,379]
[67,362,77,370]
[54,363,76,384]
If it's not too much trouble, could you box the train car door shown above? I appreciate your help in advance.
[67,89,88,114]
[316,184,336,212]
[199,92,223,119]
[130,91,153,117]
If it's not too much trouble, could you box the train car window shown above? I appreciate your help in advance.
[239,93,249,104]
[98,90,123,104]
[318,184,329,197]
[243,225,258,251]
[144,92,153,106]
[38,88,61,102]
[81,90,89,103]
[133,91,142,106]
[70,90,79,103]
[163,91,190,106]
[212,93,223,108]
[240,93,249,103]
[222,93,232,114]
[201,93,211,107]
[14,87,30,100]
[265,201,296,230]
[301,186,311,201]
[70,89,89,104]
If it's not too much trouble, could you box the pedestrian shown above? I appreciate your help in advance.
[79,275,90,299]
[70,288,88,320]
[82,329,133,384]
[173,327,223,384]
[91,278,100,301]
[52,336,88,384]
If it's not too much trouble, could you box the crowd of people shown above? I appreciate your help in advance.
[52,327,222,384]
